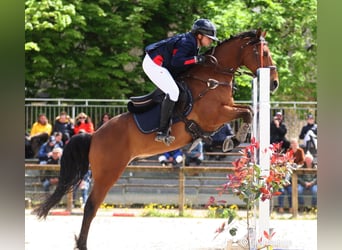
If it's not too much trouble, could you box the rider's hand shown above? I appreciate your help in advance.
[195,55,206,64]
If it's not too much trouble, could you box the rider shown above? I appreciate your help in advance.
[142,18,219,145]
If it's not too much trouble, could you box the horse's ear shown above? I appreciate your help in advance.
[256,28,266,38]
[256,28,262,37]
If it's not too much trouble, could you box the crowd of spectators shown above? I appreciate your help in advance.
[271,111,318,213]
[25,110,317,212]
[26,111,110,207]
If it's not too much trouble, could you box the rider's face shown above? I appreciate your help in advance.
[198,35,213,47]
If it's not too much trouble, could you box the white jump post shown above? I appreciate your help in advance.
[252,68,271,243]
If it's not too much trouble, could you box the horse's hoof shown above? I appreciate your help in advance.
[222,136,235,152]
[236,123,250,142]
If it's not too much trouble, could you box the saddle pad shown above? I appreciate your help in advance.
[133,98,193,134]
[133,105,161,134]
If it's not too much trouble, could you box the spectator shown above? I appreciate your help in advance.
[204,123,233,160]
[73,170,92,209]
[74,112,94,135]
[299,114,317,155]
[53,131,64,149]
[270,111,290,152]
[41,147,63,193]
[184,141,204,166]
[26,113,53,158]
[298,152,317,211]
[37,135,62,164]
[278,138,305,213]
[286,138,305,168]
[53,111,74,144]
[158,149,183,167]
[96,113,111,130]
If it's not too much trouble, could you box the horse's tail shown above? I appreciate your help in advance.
[34,133,92,219]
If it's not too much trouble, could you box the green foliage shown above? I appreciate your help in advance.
[25,0,316,101]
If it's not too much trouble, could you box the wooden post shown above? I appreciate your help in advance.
[178,167,185,216]
[66,189,73,212]
[291,171,298,218]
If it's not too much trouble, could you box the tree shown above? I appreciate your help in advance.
[25,0,316,101]
[200,0,317,101]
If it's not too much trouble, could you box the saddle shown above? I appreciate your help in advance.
[127,82,192,133]
[127,82,239,148]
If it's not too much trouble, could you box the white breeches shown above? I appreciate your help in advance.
[142,54,179,102]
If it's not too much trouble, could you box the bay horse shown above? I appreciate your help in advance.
[34,29,279,249]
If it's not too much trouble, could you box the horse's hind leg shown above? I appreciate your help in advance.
[75,178,118,250]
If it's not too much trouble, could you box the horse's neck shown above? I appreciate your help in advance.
[213,41,242,71]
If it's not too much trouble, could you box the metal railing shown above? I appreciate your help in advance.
[25,98,317,139]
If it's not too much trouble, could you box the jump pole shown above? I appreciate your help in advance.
[252,68,271,242]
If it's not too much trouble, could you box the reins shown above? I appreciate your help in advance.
[182,34,277,102]
[211,35,277,76]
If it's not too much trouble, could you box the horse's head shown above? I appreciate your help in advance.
[242,29,279,93]
[211,29,279,94]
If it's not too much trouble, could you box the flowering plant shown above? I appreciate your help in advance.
[208,138,295,249]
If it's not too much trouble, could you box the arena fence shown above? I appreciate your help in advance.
[25,162,316,218]
[25,98,317,139]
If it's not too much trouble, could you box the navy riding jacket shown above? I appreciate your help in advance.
[145,32,199,77]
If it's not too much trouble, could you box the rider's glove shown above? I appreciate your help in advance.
[195,55,206,64]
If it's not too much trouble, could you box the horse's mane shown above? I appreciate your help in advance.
[223,30,258,42]
[205,30,259,55]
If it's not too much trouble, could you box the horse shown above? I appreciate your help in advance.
[34,28,279,249]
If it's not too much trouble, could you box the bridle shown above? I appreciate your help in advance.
[209,36,277,77]
[181,33,277,101]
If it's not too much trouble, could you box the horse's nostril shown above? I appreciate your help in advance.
[270,80,279,93]
[273,80,279,89]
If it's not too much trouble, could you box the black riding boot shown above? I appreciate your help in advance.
[155,94,176,145]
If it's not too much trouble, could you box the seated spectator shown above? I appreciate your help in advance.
[53,111,74,144]
[74,112,94,135]
[278,138,305,213]
[25,132,34,158]
[26,113,53,158]
[184,141,204,166]
[204,123,233,160]
[37,135,62,164]
[299,114,317,156]
[41,147,63,193]
[298,152,317,211]
[53,131,64,149]
[73,170,92,208]
[270,111,290,152]
[158,149,183,167]
[96,113,111,130]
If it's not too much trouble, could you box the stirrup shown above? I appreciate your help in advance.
[155,133,175,146]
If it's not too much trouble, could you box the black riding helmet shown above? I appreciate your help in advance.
[191,19,219,41]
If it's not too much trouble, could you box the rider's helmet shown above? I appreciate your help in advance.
[191,19,219,41]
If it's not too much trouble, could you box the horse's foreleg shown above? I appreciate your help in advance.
[232,104,254,117]
[75,181,116,250]
[220,105,253,152]
[232,104,253,142]
[219,104,253,125]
